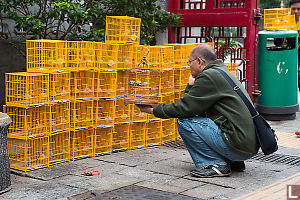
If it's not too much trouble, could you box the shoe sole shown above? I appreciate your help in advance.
[190,171,232,178]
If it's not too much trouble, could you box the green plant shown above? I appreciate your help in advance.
[0,0,182,57]
[218,40,241,61]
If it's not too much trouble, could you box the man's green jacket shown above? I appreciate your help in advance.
[153,60,259,156]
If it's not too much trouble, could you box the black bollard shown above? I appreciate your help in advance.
[0,113,11,193]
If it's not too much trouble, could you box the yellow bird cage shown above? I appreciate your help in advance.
[65,41,94,71]
[165,43,188,66]
[94,126,113,156]
[8,137,49,172]
[116,69,130,96]
[114,97,131,123]
[101,43,119,70]
[264,8,295,30]
[50,101,70,134]
[162,118,176,144]
[131,104,148,122]
[94,69,117,98]
[93,98,116,127]
[6,72,49,108]
[70,99,93,130]
[27,39,66,72]
[117,44,134,69]
[225,62,239,79]
[105,16,141,44]
[45,70,71,103]
[70,127,93,160]
[146,119,162,146]
[70,69,94,100]
[49,131,70,165]
[112,122,130,152]
[4,105,51,139]
[130,121,147,149]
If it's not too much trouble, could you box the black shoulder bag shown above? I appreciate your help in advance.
[213,68,278,155]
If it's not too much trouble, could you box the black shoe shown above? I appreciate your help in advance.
[226,160,246,172]
[190,164,231,178]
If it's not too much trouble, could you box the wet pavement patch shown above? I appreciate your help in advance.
[89,185,202,200]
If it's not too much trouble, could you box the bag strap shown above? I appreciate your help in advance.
[212,68,259,118]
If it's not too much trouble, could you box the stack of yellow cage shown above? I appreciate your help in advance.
[5,16,217,171]
[264,8,296,30]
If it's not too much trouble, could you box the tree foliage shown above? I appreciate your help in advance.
[0,0,182,56]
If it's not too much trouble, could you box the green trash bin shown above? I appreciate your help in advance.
[257,30,299,120]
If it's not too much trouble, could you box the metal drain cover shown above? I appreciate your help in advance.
[250,152,300,166]
[89,185,201,200]
[162,139,186,149]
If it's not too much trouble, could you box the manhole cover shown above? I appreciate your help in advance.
[250,152,300,166]
[162,139,186,149]
[89,185,201,200]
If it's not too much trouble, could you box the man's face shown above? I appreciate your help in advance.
[291,3,300,23]
[188,56,205,78]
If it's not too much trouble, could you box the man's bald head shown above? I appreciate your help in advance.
[190,44,217,63]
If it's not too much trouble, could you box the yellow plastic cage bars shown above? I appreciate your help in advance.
[225,63,239,79]
[180,66,190,90]
[114,97,131,123]
[165,43,188,66]
[101,43,119,70]
[161,68,175,94]
[94,126,113,156]
[49,131,70,165]
[148,69,174,96]
[8,137,49,172]
[46,70,71,102]
[93,42,103,70]
[50,101,70,134]
[174,90,185,103]
[174,66,182,90]
[162,119,176,144]
[159,46,174,69]
[94,69,117,98]
[71,127,93,160]
[147,92,174,121]
[264,8,295,30]
[70,69,94,100]
[6,72,49,108]
[132,45,147,69]
[148,46,161,69]
[27,39,66,72]
[117,44,134,69]
[130,104,148,122]
[112,122,130,152]
[94,98,116,127]
[146,119,162,146]
[116,69,130,96]
[130,121,147,149]
[148,69,161,96]
[70,100,93,130]
[5,105,51,139]
[65,41,94,70]
[105,16,141,44]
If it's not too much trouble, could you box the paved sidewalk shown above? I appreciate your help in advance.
[0,95,300,199]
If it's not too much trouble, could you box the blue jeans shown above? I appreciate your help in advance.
[177,117,251,168]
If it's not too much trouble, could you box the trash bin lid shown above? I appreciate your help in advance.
[0,113,11,126]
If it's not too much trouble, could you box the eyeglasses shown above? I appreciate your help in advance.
[187,58,198,65]
[187,57,206,65]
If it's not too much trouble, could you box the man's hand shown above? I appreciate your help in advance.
[135,104,154,114]
[189,74,195,85]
